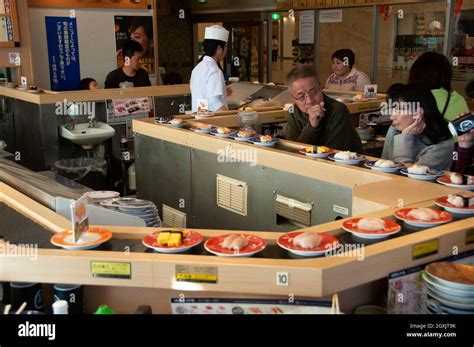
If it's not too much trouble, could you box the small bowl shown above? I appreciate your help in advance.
[354,305,387,314]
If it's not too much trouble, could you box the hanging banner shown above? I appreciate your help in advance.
[299,10,315,44]
[319,9,343,23]
[114,16,155,76]
[45,16,81,91]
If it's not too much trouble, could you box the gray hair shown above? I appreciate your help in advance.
[285,64,321,87]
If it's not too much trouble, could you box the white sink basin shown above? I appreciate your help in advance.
[59,122,115,148]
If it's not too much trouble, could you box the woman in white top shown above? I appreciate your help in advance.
[324,49,371,92]
[190,25,229,113]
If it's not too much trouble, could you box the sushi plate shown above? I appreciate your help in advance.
[143,230,203,253]
[363,161,405,173]
[400,168,444,181]
[100,197,154,209]
[277,231,339,257]
[298,148,335,158]
[204,234,266,257]
[51,227,112,250]
[341,218,401,239]
[248,137,278,147]
[434,196,474,215]
[394,208,452,227]
[327,153,366,165]
[436,176,474,191]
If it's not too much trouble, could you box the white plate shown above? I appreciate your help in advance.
[190,127,213,134]
[232,136,252,142]
[400,168,444,181]
[427,290,474,310]
[434,202,474,215]
[436,177,474,191]
[195,114,214,119]
[422,272,474,298]
[248,137,278,147]
[395,218,449,228]
[210,129,233,138]
[85,190,120,200]
[426,286,474,305]
[328,153,366,165]
[425,268,474,292]
[100,197,154,209]
[364,161,405,173]
[438,304,474,315]
[345,230,400,240]
[168,122,185,128]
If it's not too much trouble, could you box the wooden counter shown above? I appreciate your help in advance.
[0,84,190,104]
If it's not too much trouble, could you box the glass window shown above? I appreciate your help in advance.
[376,2,447,92]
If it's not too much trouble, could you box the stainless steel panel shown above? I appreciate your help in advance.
[191,149,352,231]
[134,133,192,219]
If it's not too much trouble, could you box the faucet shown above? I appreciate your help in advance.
[88,115,97,128]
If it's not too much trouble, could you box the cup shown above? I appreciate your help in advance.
[10,282,43,311]
[53,284,83,314]
[448,112,474,137]
[52,300,68,314]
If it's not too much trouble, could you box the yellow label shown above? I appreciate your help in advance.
[176,265,218,284]
[466,229,474,245]
[412,239,438,260]
[91,261,131,279]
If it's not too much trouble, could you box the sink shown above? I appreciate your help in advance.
[59,122,115,149]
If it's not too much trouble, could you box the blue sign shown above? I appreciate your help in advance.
[45,17,81,91]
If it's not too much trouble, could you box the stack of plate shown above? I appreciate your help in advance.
[100,197,162,227]
[422,262,474,314]
[356,127,375,141]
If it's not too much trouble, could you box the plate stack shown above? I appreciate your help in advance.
[422,262,474,314]
[356,127,375,141]
[100,197,162,227]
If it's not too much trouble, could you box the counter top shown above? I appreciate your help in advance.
[0,84,190,104]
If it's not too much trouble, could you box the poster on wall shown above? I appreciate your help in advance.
[45,17,81,91]
[299,11,315,44]
[114,16,155,77]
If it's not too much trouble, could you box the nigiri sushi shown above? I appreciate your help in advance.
[334,151,358,160]
[221,235,248,251]
[447,194,474,208]
[450,173,474,185]
[407,208,438,221]
[293,232,322,249]
[407,164,430,175]
[374,159,396,168]
[357,218,386,231]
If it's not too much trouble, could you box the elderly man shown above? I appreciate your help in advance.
[285,64,363,152]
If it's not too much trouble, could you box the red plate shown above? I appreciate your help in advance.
[435,196,474,211]
[143,230,203,253]
[204,234,266,257]
[277,231,339,256]
[342,218,401,235]
[394,208,452,226]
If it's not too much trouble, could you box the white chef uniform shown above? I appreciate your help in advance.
[191,25,229,113]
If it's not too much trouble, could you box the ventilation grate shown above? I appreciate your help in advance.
[162,204,186,228]
[275,194,312,227]
[216,174,248,216]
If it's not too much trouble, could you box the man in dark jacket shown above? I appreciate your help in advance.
[285,64,363,153]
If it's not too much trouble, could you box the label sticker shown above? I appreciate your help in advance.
[91,261,131,279]
[176,264,218,284]
[333,205,349,216]
[412,239,438,260]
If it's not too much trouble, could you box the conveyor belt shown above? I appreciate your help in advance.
[1,202,471,259]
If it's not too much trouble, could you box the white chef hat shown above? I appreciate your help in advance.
[204,25,229,42]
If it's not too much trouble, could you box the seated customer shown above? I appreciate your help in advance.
[382,84,454,171]
[324,49,371,92]
[408,52,468,121]
[105,40,151,88]
[285,64,363,152]
[451,117,473,175]
[79,78,100,90]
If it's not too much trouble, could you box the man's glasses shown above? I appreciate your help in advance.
[291,88,320,102]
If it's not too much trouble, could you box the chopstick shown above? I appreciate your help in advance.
[15,302,27,315]
[331,294,340,314]
[3,304,11,315]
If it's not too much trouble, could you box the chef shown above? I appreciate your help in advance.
[190,25,229,113]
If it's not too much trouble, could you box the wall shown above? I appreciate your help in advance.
[157,1,194,83]
[283,15,295,58]
[0,0,34,83]
[28,6,154,89]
